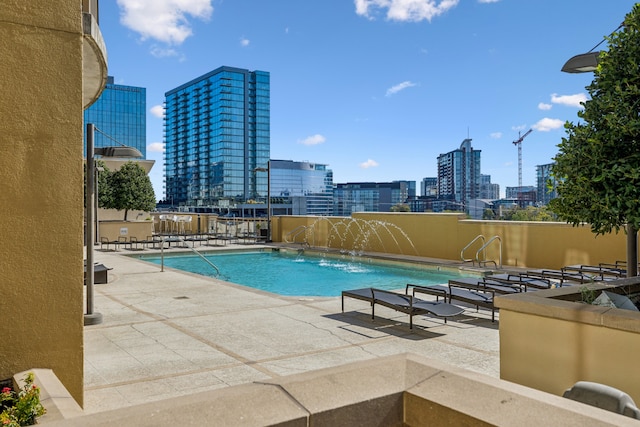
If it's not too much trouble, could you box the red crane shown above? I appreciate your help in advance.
[512,128,533,188]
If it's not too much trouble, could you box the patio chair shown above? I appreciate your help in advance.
[341,287,464,329]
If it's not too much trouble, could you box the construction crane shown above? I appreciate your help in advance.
[512,128,533,188]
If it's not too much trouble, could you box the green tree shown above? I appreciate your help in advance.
[506,206,556,222]
[549,4,640,276]
[390,203,410,212]
[105,161,156,220]
[84,160,112,208]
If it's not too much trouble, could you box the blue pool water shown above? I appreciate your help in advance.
[136,250,476,297]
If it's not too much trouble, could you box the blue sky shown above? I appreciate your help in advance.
[98,0,638,200]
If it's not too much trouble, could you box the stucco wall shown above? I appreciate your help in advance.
[0,1,85,404]
[496,281,640,403]
[274,213,628,270]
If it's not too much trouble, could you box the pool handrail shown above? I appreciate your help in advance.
[159,236,221,277]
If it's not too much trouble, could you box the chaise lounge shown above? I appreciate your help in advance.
[341,287,465,329]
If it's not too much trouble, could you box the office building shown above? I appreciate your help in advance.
[164,66,270,208]
[421,177,438,197]
[333,181,413,216]
[270,160,334,216]
[537,163,557,205]
[84,76,147,158]
[479,174,500,200]
[437,139,481,212]
[506,185,537,208]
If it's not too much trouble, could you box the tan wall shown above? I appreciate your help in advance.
[0,0,85,404]
[496,281,640,403]
[99,221,154,242]
[275,213,628,270]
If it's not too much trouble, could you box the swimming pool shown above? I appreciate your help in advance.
[134,250,477,297]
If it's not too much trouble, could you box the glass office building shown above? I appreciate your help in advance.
[270,160,333,216]
[164,66,270,207]
[83,76,146,158]
[333,181,412,216]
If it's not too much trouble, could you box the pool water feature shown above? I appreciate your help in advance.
[135,250,478,297]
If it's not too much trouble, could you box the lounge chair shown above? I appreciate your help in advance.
[485,273,555,290]
[448,277,523,294]
[407,282,498,322]
[525,269,601,284]
[561,264,625,279]
[341,287,464,329]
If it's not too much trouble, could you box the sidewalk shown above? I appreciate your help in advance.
[84,245,499,414]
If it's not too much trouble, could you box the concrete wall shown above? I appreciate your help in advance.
[0,1,85,404]
[495,279,640,403]
[43,354,637,426]
[274,213,628,270]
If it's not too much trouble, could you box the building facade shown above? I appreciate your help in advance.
[479,174,500,200]
[437,139,481,212]
[421,177,438,197]
[269,160,334,216]
[536,163,557,205]
[84,76,147,158]
[333,181,412,216]
[164,66,270,208]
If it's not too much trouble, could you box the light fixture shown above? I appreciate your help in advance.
[561,51,602,73]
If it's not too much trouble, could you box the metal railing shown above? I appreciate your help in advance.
[159,236,220,276]
[461,235,485,263]
[475,235,502,269]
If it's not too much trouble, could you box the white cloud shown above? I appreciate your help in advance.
[298,134,326,146]
[532,118,564,132]
[538,102,552,111]
[147,142,165,152]
[355,0,459,22]
[117,0,213,45]
[150,105,164,118]
[240,37,250,47]
[490,132,502,139]
[478,0,500,3]
[551,93,588,108]
[360,159,379,169]
[150,45,179,58]
[512,124,528,132]
[386,81,417,96]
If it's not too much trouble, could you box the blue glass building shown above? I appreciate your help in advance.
[83,76,146,157]
[164,66,270,207]
[270,160,333,216]
[333,181,413,215]
[436,138,481,212]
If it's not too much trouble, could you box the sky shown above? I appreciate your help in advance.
[98,0,638,200]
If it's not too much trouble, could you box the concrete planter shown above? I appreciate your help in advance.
[495,277,640,403]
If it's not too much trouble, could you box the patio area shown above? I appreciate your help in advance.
[84,244,500,414]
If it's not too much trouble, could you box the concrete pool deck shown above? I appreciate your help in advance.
[83,244,499,414]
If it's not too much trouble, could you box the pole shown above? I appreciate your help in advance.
[266,160,271,243]
[627,225,638,277]
[85,123,103,325]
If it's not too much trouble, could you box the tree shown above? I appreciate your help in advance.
[104,161,156,220]
[549,4,640,276]
[390,203,410,212]
[84,159,112,208]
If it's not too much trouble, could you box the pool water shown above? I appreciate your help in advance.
[136,250,476,297]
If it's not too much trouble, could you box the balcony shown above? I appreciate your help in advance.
[82,1,108,108]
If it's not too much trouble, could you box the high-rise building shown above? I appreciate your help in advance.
[269,160,334,216]
[536,163,557,205]
[164,66,270,208]
[83,76,146,158]
[333,181,413,216]
[437,139,481,211]
[421,177,438,197]
[479,174,499,200]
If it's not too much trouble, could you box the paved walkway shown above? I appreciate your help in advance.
[84,244,499,414]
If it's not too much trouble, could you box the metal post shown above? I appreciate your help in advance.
[84,123,102,325]
[266,160,271,243]
[627,225,638,277]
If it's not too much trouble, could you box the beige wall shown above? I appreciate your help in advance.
[0,1,85,404]
[496,281,640,403]
[274,213,628,270]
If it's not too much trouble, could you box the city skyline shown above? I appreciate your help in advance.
[97,0,637,200]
